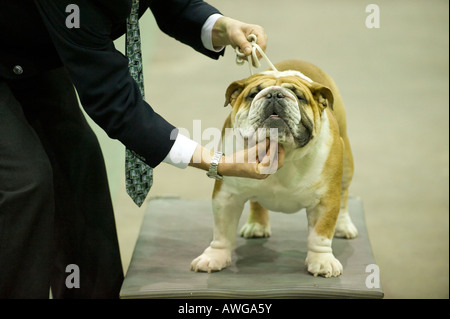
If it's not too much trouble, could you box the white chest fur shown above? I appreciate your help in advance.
[220,112,333,213]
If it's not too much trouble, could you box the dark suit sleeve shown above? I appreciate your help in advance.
[147,0,224,59]
[34,0,178,168]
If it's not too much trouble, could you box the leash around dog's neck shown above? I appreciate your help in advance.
[235,34,278,75]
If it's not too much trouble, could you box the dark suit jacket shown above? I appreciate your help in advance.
[0,0,224,168]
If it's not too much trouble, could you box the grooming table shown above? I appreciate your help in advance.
[120,197,383,299]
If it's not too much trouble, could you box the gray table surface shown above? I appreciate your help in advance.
[120,197,383,299]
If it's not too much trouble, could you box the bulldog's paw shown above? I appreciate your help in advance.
[240,222,271,238]
[190,247,232,273]
[305,251,343,278]
[334,211,358,239]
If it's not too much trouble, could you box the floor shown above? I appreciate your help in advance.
[86,0,448,299]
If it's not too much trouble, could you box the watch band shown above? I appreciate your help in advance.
[206,151,223,180]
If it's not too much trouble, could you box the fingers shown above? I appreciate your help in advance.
[234,31,253,56]
[277,143,285,168]
[220,139,283,180]
[256,140,284,176]
[236,26,267,65]
[215,17,267,58]
[244,25,267,56]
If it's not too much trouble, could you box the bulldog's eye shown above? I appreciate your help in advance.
[295,92,307,103]
[284,86,307,102]
[248,91,259,99]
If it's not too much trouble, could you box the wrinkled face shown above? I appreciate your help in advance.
[225,71,333,148]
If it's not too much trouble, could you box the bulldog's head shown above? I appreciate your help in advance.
[225,70,334,149]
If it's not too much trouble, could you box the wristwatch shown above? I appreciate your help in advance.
[206,151,223,180]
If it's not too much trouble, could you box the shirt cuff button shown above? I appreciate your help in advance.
[13,65,24,75]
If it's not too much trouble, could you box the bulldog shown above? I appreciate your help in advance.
[191,59,357,277]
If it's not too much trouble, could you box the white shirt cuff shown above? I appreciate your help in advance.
[201,13,224,52]
[163,132,199,169]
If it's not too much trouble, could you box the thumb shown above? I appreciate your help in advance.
[258,140,282,175]
[242,44,252,56]
[256,138,271,164]
[235,33,252,56]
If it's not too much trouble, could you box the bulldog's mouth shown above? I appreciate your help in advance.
[269,111,280,118]
[265,111,285,124]
[262,113,290,131]
[248,112,292,148]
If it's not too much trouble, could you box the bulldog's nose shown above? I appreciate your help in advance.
[266,90,285,100]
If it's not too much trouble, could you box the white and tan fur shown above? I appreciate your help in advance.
[191,60,357,277]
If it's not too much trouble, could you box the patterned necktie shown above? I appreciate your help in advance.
[125,0,153,207]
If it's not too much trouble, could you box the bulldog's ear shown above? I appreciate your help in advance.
[311,84,334,110]
[224,81,245,107]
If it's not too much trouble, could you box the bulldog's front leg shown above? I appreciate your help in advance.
[305,201,343,278]
[191,184,245,273]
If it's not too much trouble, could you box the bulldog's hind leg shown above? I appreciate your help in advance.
[191,183,245,273]
[240,201,271,238]
[334,135,358,239]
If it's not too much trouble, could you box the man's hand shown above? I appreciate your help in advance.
[189,140,285,180]
[219,139,285,179]
[211,16,267,60]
